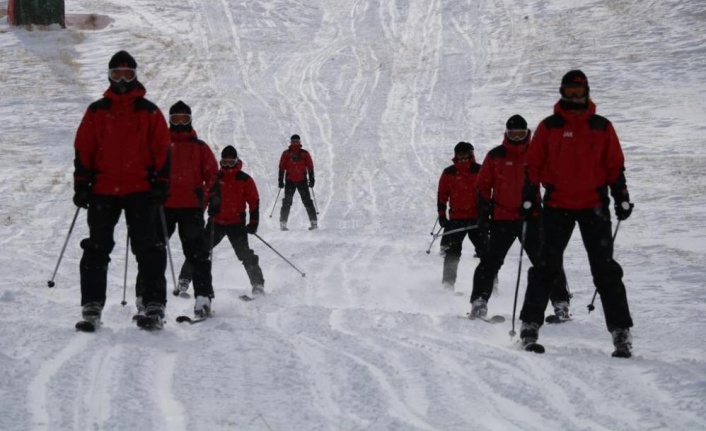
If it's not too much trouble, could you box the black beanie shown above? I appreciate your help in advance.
[169,100,191,116]
[454,141,474,154]
[109,51,137,69]
[506,114,527,130]
[221,145,238,159]
[561,70,588,88]
[290,134,301,141]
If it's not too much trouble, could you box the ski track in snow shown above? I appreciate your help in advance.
[1,0,705,430]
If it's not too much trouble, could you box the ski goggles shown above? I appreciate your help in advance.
[169,113,192,125]
[220,158,238,168]
[108,67,136,83]
[561,86,587,98]
[506,129,528,142]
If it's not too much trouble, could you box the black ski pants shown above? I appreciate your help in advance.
[136,207,213,298]
[80,193,166,307]
[441,218,488,286]
[520,206,633,331]
[204,221,265,288]
[471,218,569,304]
[280,181,317,224]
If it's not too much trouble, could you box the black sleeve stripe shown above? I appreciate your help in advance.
[134,97,159,113]
[588,114,610,131]
[488,145,507,159]
[88,98,111,112]
[235,171,252,182]
[442,165,457,175]
[543,114,565,129]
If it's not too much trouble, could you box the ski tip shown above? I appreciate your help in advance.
[545,315,572,324]
[524,343,546,354]
[611,350,632,359]
[75,321,97,332]
[239,295,255,302]
[175,315,208,324]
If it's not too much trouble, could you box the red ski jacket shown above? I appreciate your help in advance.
[278,144,314,183]
[164,130,218,209]
[437,157,482,220]
[527,101,626,210]
[212,160,260,225]
[74,84,170,195]
[478,133,537,221]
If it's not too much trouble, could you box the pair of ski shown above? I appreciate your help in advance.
[75,315,164,332]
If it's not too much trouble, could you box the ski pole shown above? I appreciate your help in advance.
[433,224,478,238]
[208,218,215,262]
[587,220,621,312]
[425,225,444,254]
[310,187,320,215]
[47,207,81,288]
[429,217,439,235]
[269,188,282,218]
[121,230,129,306]
[509,220,528,338]
[159,206,177,292]
[253,233,306,277]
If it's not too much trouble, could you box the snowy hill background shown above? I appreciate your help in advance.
[1,0,705,430]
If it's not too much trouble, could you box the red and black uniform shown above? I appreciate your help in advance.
[279,142,317,226]
[206,159,264,288]
[437,154,487,286]
[471,131,569,305]
[151,128,218,298]
[73,82,170,308]
[520,100,633,332]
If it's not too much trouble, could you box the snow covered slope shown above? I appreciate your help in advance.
[0,0,704,430]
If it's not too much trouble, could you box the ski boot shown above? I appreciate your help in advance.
[137,303,165,330]
[611,328,633,358]
[194,296,212,318]
[469,298,488,319]
[251,284,265,296]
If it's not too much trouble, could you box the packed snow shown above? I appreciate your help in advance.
[1,0,705,430]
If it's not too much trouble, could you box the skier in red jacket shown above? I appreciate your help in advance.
[469,115,569,319]
[519,70,635,357]
[436,142,488,290]
[278,134,317,230]
[203,146,265,312]
[73,51,171,329]
[134,101,218,310]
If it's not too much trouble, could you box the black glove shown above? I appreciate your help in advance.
[615,200,634,221]
[278,179,284,189]
[150,180,169,205]
[438,215,448,228]
[208,196,221,217]
[477,199,492,231]
[519,181,540,220]
[73,181,91,208]
[246,221,258,235]
[308,177,315,188]
[519,200,540,220]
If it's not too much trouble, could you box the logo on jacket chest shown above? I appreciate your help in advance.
[563,131,574,138]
